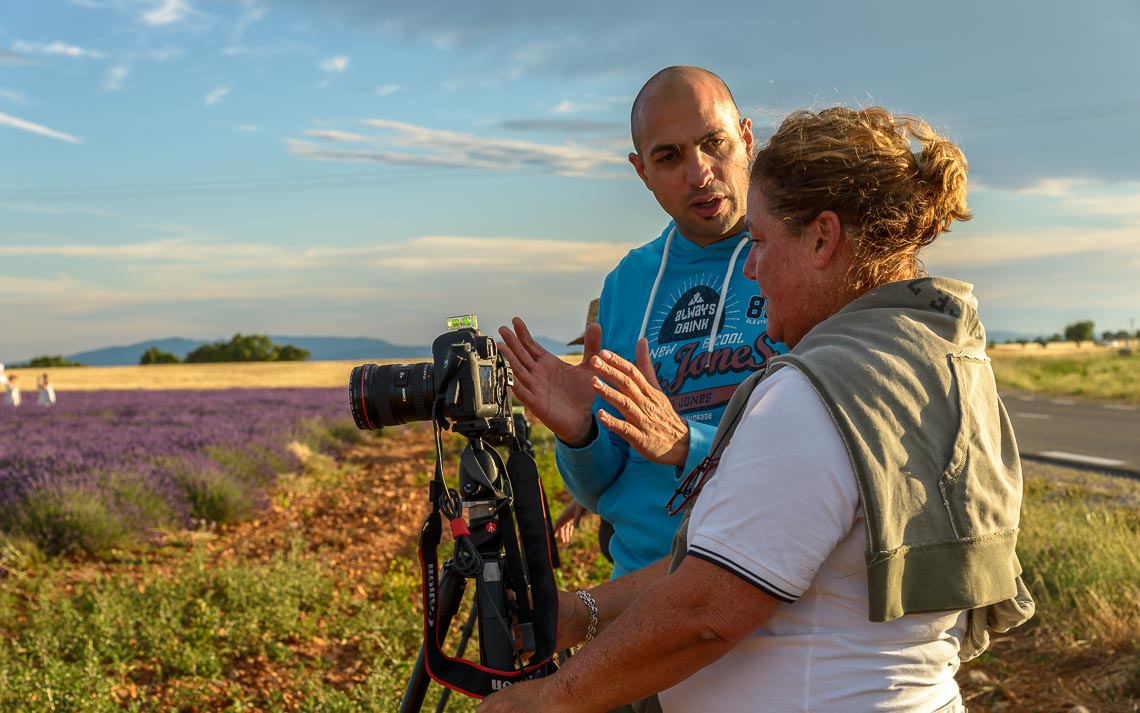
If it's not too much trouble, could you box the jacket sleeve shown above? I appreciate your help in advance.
[681,419,716,477]
[553,412,630,513]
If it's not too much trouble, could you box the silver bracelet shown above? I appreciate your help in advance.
[575,589,598,646]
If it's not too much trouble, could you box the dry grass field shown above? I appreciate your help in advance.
[3,360,372,391]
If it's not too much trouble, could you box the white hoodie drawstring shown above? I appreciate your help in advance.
[639,229,749,354]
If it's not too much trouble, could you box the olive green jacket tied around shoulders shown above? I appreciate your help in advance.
[671,277,1034,662]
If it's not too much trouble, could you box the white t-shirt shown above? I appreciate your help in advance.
[659,367,966,712]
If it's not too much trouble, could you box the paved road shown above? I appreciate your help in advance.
[1000,390,1140,477]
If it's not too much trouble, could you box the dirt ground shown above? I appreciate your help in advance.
[45,428,1140,711]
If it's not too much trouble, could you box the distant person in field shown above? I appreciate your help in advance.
[0,362,8,388]
[4,374,20,408]
[37,373,56,407]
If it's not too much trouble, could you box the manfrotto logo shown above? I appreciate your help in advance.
[491,671,541,691]
[659,286,722,343]
[425,564,437,622]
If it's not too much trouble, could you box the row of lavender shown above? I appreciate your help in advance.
[0,388,354,555]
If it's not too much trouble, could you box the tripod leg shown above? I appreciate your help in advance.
[398,644,431,713]
[398,569,467,713]
[434,604,479,713]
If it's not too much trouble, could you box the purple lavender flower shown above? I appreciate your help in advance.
[0,388,351,554]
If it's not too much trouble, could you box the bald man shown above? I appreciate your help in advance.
[499,66,785,579]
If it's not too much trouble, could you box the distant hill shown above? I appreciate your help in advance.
[988,330,1042,344]
[63,334,573,366]
[67,338,206,366]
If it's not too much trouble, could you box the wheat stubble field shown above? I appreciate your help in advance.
[3,360,363,392]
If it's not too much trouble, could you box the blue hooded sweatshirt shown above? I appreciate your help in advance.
[556,221,786,577]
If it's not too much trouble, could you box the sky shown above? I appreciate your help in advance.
[2,0,1139,362]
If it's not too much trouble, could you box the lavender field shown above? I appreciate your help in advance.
[0,388,356,555]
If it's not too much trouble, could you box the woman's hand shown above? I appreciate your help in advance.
[590,338,690,466]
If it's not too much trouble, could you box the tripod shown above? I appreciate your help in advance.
[398,416,559,712]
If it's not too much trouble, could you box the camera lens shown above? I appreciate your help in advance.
[348,362,434,430]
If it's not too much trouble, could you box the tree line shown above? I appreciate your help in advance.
[8,335,311,368]
[1000,320,1138,349]
[140,334,310,364]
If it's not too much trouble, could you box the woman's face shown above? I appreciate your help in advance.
[742,186,818,348]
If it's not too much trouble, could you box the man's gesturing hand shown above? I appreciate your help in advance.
[590,338,690,467]
[498,317,601,446]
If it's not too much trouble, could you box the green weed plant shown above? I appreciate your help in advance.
[992,349,1140,404]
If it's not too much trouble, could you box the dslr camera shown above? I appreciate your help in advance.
[348,315,515,438]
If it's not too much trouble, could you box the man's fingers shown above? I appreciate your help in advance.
[498,328,537,372]
[512,317,550,359]
[581,322,604,364]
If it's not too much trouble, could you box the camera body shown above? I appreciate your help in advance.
[349,317,515,439]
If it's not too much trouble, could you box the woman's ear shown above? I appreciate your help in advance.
[810,210,844,269]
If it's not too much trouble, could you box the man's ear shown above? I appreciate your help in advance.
[810,210,844,269]
[628,152,650,186]
[740,117,754,156]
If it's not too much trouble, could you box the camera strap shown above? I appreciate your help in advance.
[417,448,560,699]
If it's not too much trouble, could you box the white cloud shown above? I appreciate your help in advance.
[0,49,33,64]
[550,97,628,115]
[364,236,634,273]
[0,239,278,263]
[105,63,130,91]
[319,55,349,73]
[372,84,403,96]
[142,0,192,26]
[0,235,633,274]
[303,128,368,142]
[0,88,31,104]
[1012,177,1095,199]
[287,118,629,178]
[926,180,1140,268]
[0,234,632,330]
[926,224,1140,268]
[10,40,106,59]
[148,46,184,61]
[205,84,231,106]
[995,177,1140,220]
[233,5,266,39]
[0,273,367,311]
[0,111,81,143]
[236,124,259,132]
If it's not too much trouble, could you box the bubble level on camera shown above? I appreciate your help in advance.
[446,314,478,331]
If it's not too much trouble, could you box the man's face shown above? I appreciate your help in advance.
[629,80,754,247]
